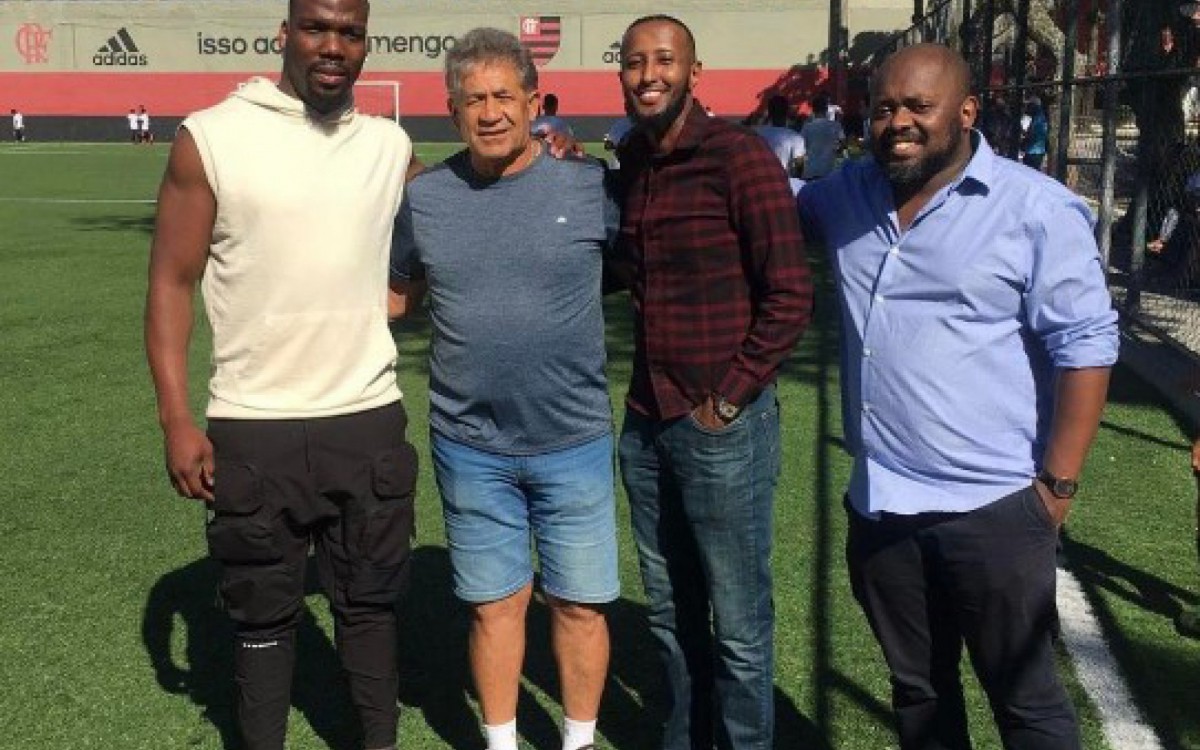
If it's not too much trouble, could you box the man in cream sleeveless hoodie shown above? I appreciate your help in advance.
[145,1,421,748]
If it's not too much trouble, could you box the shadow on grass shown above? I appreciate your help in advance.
[1061,530,1200,750]
[394,546,480,749]
[142,557,238,748]
[1061,530,1200,627]
[1105,362,1197,441]
[143,548,673,749]
[71,213,156,235]
[398,547,664,750]
[142,556,361,749]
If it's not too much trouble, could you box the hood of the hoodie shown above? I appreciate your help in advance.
[231,76,355,124]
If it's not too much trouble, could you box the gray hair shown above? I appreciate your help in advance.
[445,27,538,100]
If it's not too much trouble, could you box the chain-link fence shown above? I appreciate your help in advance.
[865,0,1200,363]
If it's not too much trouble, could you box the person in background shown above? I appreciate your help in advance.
[128,108,141,144]
[11,109,25,142]
[602,115,634,168]
[1146,167,1200,290]
[531,92,574,139]
[800,93,844,179]
[978,91,1015,158]
[755,94,806,178]
[138,105,154,145]
[1021,97,1048,171]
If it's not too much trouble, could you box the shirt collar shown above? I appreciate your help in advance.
[956,129,995,194]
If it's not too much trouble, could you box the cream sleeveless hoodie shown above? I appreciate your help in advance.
[183,78,412,419]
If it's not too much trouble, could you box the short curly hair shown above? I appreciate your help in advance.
[445,27,538,100]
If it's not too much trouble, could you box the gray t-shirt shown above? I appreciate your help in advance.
[391,150,618,455]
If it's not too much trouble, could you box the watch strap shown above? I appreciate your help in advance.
[1036,469,1079,499]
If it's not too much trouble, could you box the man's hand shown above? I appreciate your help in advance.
[1033,479,1072,527]
[690,396,728,430]
[1191,436,1200,474]
[542,130,586,159]
[163,420,215,502]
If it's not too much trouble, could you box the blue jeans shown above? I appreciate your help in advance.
[432,431,620,604]
[618,387,781,750]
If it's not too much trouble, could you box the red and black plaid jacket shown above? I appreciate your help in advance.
[613,101,813,421]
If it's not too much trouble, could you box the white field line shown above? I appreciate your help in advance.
[0,148,150,156]
[0,197,155,204]
[0,150,120,155]
[1057,566,1164,750]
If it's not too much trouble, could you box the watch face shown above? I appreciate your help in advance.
[1054,479,1079,498]
[1039,470,1078,499]
[716,399,740,421]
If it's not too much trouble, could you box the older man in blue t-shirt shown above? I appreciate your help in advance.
[800,44,1117,750]
[388,28,618,750]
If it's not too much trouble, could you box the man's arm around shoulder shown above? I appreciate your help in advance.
[144,126,217,502]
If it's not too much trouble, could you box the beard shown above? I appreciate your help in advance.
[625,87,691,136]
[876,127,964,189]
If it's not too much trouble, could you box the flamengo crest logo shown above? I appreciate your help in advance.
[15,23,53,64]
[519,16,560,67]
[94,27,147,67]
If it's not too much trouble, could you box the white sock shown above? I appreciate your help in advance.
[562,717,597,750]
[485,719,519,750]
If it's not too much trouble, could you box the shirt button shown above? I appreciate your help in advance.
[889,246,900,256]
[874,294,885,303]
[863,347,872,357]
[862,402,872,413]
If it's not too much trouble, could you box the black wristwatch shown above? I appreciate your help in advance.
[712,394,742,423]
[1036,469,1079,500]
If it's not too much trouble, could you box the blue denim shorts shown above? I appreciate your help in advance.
[431,431,620,604]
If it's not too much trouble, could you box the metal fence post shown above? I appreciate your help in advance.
[1054,0,1078,182]
[1096,0,1121,269]
[956,0,971,55]
[981,0,995,91]
[1007,0,1032,160]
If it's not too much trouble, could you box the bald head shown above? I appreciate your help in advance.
[867,43,977,194]
[873,44,971,102]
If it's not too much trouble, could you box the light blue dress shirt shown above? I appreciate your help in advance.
[799,133,1118,517]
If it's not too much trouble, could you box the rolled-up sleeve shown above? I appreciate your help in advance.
[1026,197,1119,369]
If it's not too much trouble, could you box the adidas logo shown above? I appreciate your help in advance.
[93,28,148,67]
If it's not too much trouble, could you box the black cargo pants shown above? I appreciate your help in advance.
[206,401,417,750]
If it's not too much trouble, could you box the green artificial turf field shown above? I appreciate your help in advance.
[0,141,1197,749]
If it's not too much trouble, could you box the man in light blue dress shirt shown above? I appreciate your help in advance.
[800,44,1118,750]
